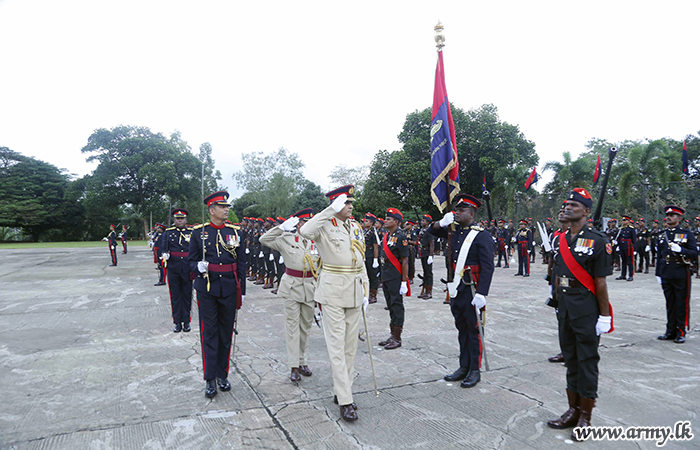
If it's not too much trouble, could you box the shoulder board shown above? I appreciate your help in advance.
[587,229,607,239]
[165,226,176,231]
[193,223,207,230]
[225,223,240,230]
[471,225,484,231]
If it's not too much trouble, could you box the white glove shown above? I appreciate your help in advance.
[399,281,409,295]
[549,285,553,296]
[656,276,662,285]
[634,251,637,255]
[280,216,299,232]
[258,251,264,258]
[363,296,369,312]
[102,237,108,242]
[111,245,116,250]
[197,261,209,273]
[162,252,170,261]
[615,246,619,251]
[148,241,154,249]
[471,293,486,310]
[595,315,612,335]
[269,254,274,261]
[645,245,650,252]
[372,258,379,268]
[527,250,531,254]
[279,256,284,264]
[612,240,617,246]
[427,256,433,265]
[669,243,681,253]
[245,248,250,254]
[439,212,455,227]
[242,295,245,302]
[331,193,348,213]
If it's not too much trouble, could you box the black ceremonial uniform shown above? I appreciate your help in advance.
[120,228,128,254]
[418,225,435,288]
[650,226,661,267]
[188,222,247,382]
[495,227,510,268]
[656,226,697,341]
[107,229,118,266]
[635,226,650,273]
[528,225,537,262]
[552,227,612,399]
[515,228,533,276]
[429,223,495,373]
[364,227,380,291]
[159,225,194,327]
[606,225,620,269]
[406,227,418,283]
[380,228,409,328]
[153,229,165,285]
[617,225,636,279]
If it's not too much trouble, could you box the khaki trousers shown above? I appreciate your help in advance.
[285,298,315,367]
[321,303,361,405]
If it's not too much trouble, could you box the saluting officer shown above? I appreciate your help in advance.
[188,191,246,398]
[362,213,380,304]
[104,224,118,267]
[655,205,698,344]
[377,208,410,350]
[417,214,435,299]
[615,215,636,281]
[514,220,533,277]
[547,188,612,441]
[429,194,495,389]
[159,209,194,333]
[297,185,369,422]
[260,208,321,382]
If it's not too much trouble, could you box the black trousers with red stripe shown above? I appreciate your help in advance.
[661,275,690,337]
[450,288,482,371]
[109,245,117,265]
[167,268,193,324]
[197,290,237,380]
[121,238,127,253]
[517,243,529,275]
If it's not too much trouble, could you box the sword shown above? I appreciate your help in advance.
[361,305,379,396]
[466,267,489,372]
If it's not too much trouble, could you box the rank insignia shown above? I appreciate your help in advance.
[606,243,612,254]
[403,240,407,246]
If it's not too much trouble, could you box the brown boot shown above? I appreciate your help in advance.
[384,326,402,350]
[254,274,265,285]
[423,285,432,300]
[263,277,274,289]
[378,325,394,346]
[547,389,580,429]
[368,289,377,304]
[417,286,426,299]
[443,291,450,304]
[548,352,564,363]
[271,281,280,295]
[571,397,595,441]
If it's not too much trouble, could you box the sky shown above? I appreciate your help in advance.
[1,0,698,197]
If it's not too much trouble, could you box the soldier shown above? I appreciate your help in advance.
[417,214,435,300]
[151,223,166,285]
[606,219,620,271]
[547,202,570,364]
[271,217,286,294]
[104,224,118,267]
[650,219,660,268]
[542,217,553,264]
[250,219,264,284]
[527,218,537,263]
[693,216,700,279]
[188,191,246,398]
[546,188,612,441]
[655,206,698,344]
[377,208,410,350]
[261,218,276,289]
[514,220,533,277]
[362,213,380,304]
[495,219,510,268]
[297,185,369,422]
[615,216,636,281]
[158,209,194,333]
[635,218,651,273]
[429,194,495,388]
[260,208,321,382]
[404,220,418,286]
[119,224,128,254]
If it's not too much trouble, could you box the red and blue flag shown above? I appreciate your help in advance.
[593,155,601,185]
[430,51,460,212]
[482,174,487,194]
[524,167,538,191]
[682,140,689,174]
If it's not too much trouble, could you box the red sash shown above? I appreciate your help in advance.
[559,233,614,332]
[382,233,410,296]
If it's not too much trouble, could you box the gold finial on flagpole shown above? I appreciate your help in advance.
[434,21,445,51]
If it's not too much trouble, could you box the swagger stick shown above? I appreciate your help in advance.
[467,267,489,372]
[362,307,380,396]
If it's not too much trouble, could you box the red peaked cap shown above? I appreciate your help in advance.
[622,215,632,221]
[293,208,314,219]
[204,190,231,207]
[519,219,528,225]
[453,194,481,210]
[422,214,433,221]
[172,208,188,217]
[325,185,355,202]
[386,208,403,221]
[567,188,593,209]
[364,213,377,222]
[665,205,684,215]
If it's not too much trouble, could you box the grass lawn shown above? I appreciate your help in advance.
[0,240,150,249]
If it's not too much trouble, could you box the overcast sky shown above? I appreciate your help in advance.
[1,0,697,197]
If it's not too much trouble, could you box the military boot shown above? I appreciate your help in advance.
[378,324,395,346]
[547,389,580,429]
[384,326,402,350]
[423,285,432,299]
[571,397,595,441]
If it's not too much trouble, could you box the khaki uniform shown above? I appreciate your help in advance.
[260,226,321,368]
[298,205,368,405]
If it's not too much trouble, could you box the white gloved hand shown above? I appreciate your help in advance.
[331,193,348,213]
[527,250,531,254]
[245,248,250,254]
[439,212,455,227]
[372,258,379,268]
[102,237,108,242]
[615,246,620,251]
[279,256,284,264]
[280,216,299,232]
[645,245,650,252]
[259,251,264,258]
[669,243,681,253]
[656,276,662,285]
[162,252,170,261]
[471,293,486,310]
[634,251,637,256]
[148,241,154,249]
[242,295,245,302]
[595,315,612,335]
[197,261,209,273]
[427,255,433,265]
[399,281,409,295]
[549,285,553,296]
[363,296,369,312]
[269,254,274,261]
[111,245,116,250]
[612,240,618,246]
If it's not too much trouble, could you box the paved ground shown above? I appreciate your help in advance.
[0,246,698,449]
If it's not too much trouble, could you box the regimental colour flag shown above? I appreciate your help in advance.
[593,155,601,185]
[682,140,689,174]
[524,167,538,191]
[482,174,487,194]
[430,50,460,212]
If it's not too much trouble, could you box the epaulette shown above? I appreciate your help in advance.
[471,225,485,231]
[166,226,176,231]
[193,223,207,230]
[225,223,240,230]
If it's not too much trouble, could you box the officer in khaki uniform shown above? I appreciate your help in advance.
[297,185,369,423]
[259,208,321,382]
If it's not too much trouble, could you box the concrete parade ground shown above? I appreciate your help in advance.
[0,245,698,450]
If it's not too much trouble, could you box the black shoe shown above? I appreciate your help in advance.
[615,276,625,280]
[460,369,481,388]
[523,273,530,277]
[444,367,469,382]
[183,322,191,332]
[205,380,217,398]
[217,377,231,391]
[173,323,182,333]
[627,277,634,282]
[504,264,509,268]
[109,264,117,267]
[674,335,686,344]
[154,281,166,286]
[514,273,523,276]
[495,264,501,268]
[657,333,676,341]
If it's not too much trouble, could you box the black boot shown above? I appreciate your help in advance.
[173,323,182,333]
[460,369,481,388]
[444,367,469,381]
[217,377,231,391]
[183,322,191,332]
[205,380,217,398]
